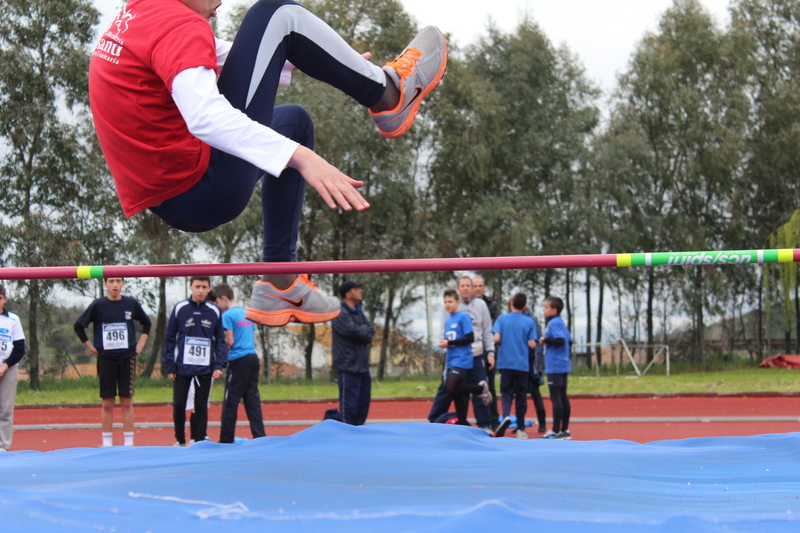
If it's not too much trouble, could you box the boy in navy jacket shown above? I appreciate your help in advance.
[162,276,227,446]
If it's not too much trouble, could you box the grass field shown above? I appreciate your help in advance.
[12,368,800,405]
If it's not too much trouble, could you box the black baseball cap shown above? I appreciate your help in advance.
[339,280,363,298]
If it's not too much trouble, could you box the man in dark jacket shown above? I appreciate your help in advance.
[332,280,375,425]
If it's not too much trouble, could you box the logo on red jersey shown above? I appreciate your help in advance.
[112,7,136,36]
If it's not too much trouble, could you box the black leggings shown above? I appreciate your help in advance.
[548,384,570,433]
[446,370,483,425]
[173,375,212,444]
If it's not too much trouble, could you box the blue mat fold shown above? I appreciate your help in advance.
[1,421,798,532]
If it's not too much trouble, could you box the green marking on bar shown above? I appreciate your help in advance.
[616,250,785,267]
[77,266,104,279]
[650,253,672,265]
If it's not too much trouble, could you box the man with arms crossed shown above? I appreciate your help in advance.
[74,278,151,447]
[332,280,375,426]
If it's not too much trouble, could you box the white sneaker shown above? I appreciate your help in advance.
[370,26,448,138]
[542,430,559,439]
[246,275,340,326]
[173,441,186,447]
[515,429,529,440]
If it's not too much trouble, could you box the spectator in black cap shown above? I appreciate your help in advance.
[331,280,374,425]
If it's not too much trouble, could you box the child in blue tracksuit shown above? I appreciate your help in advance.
[438,289,487,426]
[540,296,573,440]
[492,292,537,439]
[162,277,227,446]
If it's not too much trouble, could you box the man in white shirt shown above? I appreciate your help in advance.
[89,0,447,327]
[0,284,25,451]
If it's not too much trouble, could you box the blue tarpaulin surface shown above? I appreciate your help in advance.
[1,421,799,532]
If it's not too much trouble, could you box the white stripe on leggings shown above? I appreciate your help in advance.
[247,4,386,108]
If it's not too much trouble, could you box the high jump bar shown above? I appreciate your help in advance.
[1,249,798,280]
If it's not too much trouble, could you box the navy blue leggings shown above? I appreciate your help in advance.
[150,0,386,262]
[338,370,372,426]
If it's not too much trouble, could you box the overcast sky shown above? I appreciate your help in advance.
[93,0,733,95]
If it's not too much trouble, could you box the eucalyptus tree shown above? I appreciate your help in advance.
[728,0,800,356]
[427,18,600,309]
[731,0,800,244]
[0,0,102,388]
[612,0,749,364]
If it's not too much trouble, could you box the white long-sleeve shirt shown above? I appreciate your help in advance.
[170,38,299,179]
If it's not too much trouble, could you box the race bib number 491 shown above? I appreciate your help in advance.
[184,337,211,366]
[102,323,128,351]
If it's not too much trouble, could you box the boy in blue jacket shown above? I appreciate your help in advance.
[540,296,573,440]
[492,293,537,439]
[163,276,227,446]
[438,289,489,426]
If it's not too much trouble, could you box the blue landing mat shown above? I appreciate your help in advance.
[1,422,798,532]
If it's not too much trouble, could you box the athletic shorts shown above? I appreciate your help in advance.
[445,366,468,381]
[547,372,569,388]
[97,355,136,399]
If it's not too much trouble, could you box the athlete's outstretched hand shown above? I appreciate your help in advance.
[288,145,370,211]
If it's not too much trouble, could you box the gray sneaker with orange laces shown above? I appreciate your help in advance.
[371,26,448,138]
[246,275,340,326]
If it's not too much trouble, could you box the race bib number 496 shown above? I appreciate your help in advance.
[184,337,211,366]
[102,323,128,351]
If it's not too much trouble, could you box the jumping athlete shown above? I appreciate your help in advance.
[89,0,447,326]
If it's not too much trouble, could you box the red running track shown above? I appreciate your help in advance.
[9,394,800,451]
